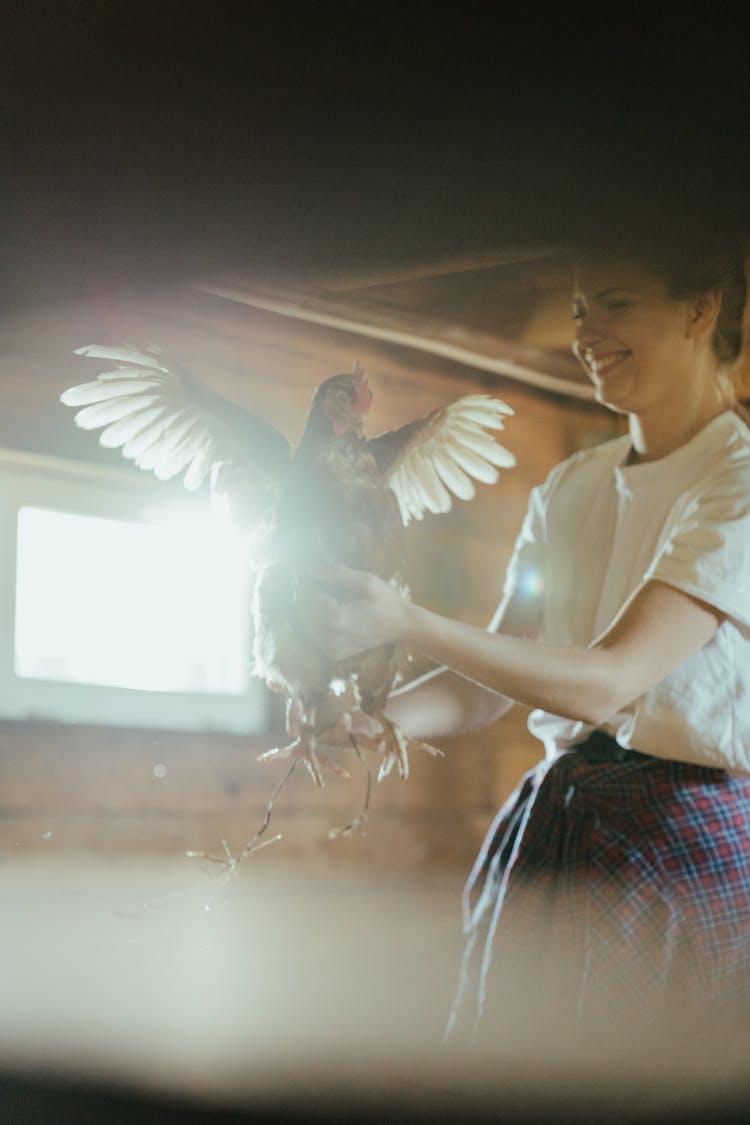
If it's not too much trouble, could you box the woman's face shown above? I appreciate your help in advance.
[571,258,694,416]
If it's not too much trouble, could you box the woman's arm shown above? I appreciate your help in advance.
[383,571,544,739]
[316,569,725,727]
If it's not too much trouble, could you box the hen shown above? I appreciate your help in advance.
[59,346,515,835]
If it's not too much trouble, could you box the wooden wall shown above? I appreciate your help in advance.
[0,295,624,872]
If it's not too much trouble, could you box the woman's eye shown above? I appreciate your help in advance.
[606,300,631,312]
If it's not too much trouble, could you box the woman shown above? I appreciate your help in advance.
[311,230,750,1064]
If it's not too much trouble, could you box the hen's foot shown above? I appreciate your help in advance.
[357,713,443,782]
[185,832,282,874]
[258,722,352,787]
[186,757,294,873]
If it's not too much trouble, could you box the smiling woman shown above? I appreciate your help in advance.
[306,225,750,1065]
[571,239,748,455]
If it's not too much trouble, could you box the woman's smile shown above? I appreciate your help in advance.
[582,349,632,380]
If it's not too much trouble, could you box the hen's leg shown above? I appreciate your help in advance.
[327,737,372,839]
[326,716,441,838]
[257,697,352,787]
[357,712,444,782]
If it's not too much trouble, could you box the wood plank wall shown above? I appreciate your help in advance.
[0,301,623,873]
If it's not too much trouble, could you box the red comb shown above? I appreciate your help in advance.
[352,361,373,414]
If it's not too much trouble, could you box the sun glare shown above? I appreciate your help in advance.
[15,506,253,695]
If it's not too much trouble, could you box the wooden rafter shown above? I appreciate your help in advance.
[192,281,593,401]
[305,244,574,292]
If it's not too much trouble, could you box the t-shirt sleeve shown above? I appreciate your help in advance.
[489,460,570,631]
[487,497,546,632]
[645,470,750,629]
[500,482,547,602]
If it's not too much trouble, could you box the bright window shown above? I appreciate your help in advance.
[0,449,267,733]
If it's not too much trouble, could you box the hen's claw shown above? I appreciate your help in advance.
[258,723,352,787]
[358,713,443,782]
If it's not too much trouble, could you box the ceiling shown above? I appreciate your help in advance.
[0,248,591,470]
[193,243,589,394]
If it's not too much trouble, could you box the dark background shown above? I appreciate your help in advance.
[3,1,750,308]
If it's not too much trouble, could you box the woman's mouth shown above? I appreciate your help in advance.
[587,351,630,379]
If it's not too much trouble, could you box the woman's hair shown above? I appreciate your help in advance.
[652,240,747,367]
[653,236,749,424]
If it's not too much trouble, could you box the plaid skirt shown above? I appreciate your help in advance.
[446,732,750,1063]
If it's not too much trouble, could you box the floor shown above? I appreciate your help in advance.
[1,855,466,1094]
[2,853,749,1122]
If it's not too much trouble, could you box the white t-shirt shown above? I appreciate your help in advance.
[502,411,750,774]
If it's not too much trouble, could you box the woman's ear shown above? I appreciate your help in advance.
[687,291,722,340]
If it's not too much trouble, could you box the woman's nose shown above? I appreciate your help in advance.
[575,310,607,346]
[573,313,607,357]
[571,315,606,367]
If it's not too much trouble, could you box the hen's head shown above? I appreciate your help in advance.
[310,362,373,438]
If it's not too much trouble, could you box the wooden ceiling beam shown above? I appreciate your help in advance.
[302,244,574,292]
[192,281,593,401]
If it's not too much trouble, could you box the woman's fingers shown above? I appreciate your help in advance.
[294,565,406,660]
[313,563,378,599]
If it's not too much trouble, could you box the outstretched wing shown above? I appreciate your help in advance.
[59,344,292,528]
[369,394,515,524]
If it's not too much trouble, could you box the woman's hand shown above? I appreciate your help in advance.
[302,565,414,662]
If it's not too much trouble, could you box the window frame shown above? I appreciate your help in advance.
[0,447,269,733]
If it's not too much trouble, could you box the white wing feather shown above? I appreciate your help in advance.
[387,395,515,524]
[60,346,219,491]
[68,345,169,372]
[58,376,166,404]
[60,346,295,513]
[98,404,174,449]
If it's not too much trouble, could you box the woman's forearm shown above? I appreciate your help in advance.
[400,604,619,727]
[389,578,724,730]
[319,566,722,731]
